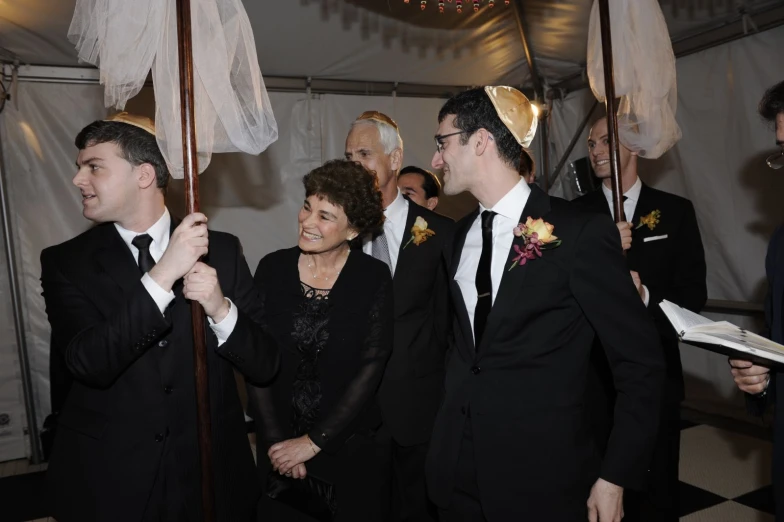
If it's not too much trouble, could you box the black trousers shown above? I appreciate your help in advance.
[438,417,488,522]
[389,437,438,522]
[624,398,681,522]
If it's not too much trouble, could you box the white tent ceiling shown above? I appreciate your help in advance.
[1,0,783,94]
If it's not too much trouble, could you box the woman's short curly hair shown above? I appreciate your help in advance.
[303,160,385,240]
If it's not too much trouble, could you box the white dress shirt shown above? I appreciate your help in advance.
[455,179,531,337]
[601,176,642,223]
[114,208,238,345]
[601,177,650,307]
[363,189,409,275]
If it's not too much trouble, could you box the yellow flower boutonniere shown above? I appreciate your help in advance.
[403,216,435,249]
[636,210,661,231]
[508,217,563,270]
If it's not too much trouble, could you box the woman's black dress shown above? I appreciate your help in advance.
[248,247,394,521]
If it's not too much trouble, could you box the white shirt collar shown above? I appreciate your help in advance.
[114,208,171,251]
[479,178,531,221]
[601,176,642,203]
[385,189,408,225]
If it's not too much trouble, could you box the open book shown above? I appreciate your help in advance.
[659,300,784,366]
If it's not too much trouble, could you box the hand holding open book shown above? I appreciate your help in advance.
[659,300,784,367]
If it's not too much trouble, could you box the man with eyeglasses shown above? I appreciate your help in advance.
[730,80,784,520]
[345,111,454,522]
[425,87,665,522]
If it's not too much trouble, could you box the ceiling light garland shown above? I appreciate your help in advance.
[403,0,510,13]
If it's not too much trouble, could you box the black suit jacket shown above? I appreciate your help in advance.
[574,184,707,400]
[747,224,784,521]
[377,202,455,446]
[41,220,279,522]
[426,185,665,520]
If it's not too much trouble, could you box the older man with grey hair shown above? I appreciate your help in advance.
[346,111,454,522]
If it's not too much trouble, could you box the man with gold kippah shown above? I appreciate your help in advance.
[40,112,279,522]
[425,87,666,521]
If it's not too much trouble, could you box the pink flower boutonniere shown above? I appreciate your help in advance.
[508,217,563,271]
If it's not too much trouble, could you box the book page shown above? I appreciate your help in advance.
[659,300,713,334]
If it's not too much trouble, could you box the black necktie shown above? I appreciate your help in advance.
[474,210,496,348]
[132,234,156,274]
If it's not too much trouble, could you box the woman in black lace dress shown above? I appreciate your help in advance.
[248,160,393,521]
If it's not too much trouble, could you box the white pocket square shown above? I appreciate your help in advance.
[644,234,668,242]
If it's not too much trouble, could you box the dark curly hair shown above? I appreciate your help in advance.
[303,160,385,243]
[759,81,784,124]
[438,88,522,170]
[75,120,170,194]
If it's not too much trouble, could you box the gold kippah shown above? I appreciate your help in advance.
[483,86,537,148]
[356,110,399,130]
[104,112,156,135]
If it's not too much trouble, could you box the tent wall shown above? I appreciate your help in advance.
[547,25,784,420]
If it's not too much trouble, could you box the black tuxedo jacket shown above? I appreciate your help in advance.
[425,185,665,520]
[748,225,784,521]
[41,220,279,522]
[377,202,455,446]
[574,184,707,400]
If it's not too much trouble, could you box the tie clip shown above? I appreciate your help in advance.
[477,292,491,298]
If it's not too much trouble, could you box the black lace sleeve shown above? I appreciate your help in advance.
[307,276,393,454]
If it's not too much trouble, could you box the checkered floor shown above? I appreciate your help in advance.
[0,413,777,521]
[679,416,775,520]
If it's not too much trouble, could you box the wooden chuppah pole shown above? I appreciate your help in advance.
[597,0,626,223]
[175,0,216,520]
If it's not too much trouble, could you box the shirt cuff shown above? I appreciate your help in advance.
[208,298,238,346]
[141,273,175,314]
[642,285,650,307]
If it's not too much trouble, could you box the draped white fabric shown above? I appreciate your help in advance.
[587,0,681,159]
[68,0,278,177]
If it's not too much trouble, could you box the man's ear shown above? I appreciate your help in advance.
[389,148,403,172]
[426,197,439,211]
[473,129,491,156]
[137,163,157,190]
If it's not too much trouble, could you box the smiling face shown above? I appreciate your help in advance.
[587,118,635,179]
[431,114,475,196]
[73,141,142,225]
[297,195,358,254]
[345,123,400,193]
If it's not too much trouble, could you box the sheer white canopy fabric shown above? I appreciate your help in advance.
[586,0,681,159]
[68,0,278,177]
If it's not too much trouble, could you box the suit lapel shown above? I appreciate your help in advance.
[392,203,417,293]
[95,225,145,295]
[476,185,551,357]
[628,184,653,270]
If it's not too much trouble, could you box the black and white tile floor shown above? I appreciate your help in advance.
[678,415,774,520]
[0,412,776,521]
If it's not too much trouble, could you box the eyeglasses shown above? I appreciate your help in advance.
[766,146,784,170]
[357,110,399,130]
[434,130,473,153]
